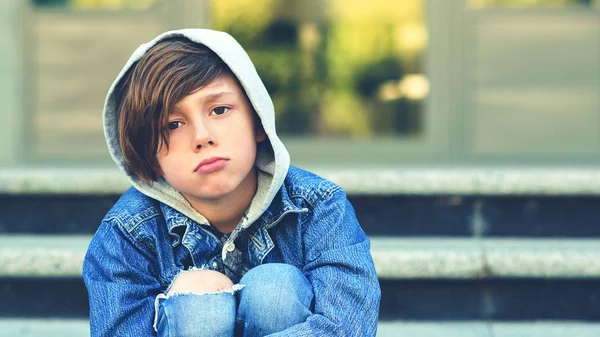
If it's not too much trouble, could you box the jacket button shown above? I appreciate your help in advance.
[212,261,218,269]
[225,242,235,252]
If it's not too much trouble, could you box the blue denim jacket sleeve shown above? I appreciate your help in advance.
[83,219,160,336]
[268,187,381,337]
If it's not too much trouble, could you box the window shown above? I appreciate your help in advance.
[32,0,156,10]
[212,0,428,140]
[24,0,430,166]
[211,0,430,166]
[12,0,599,165]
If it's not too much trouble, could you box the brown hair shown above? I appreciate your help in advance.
[117,37,233,183]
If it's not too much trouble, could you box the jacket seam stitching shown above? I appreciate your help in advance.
[299,185,343,235]
[289,194,315,208]
[103,216,123,227]
[127,213,161,233]
[321,184,342,199]
[105,213,160,254]
[107,219,155,261]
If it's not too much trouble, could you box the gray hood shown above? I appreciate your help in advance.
[103,29,290,254]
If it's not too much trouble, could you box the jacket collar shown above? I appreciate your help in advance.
[160,202,191,233]
[252,184,308,229]
[159,183,307,233]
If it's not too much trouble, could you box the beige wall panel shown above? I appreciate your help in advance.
[468,13,600,156]
[33,12,165,160]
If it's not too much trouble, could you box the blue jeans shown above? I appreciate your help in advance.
[155,263,314,337]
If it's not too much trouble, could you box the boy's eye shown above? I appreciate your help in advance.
[212,106,230,115]
[167,121,182,130]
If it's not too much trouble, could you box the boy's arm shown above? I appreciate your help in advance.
[83,220,161,337]
[270,187,381,337]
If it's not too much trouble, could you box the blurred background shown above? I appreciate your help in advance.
[1,0,598,168]
[1,1,600,336]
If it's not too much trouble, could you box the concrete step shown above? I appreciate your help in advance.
[2,235,600,279]
[7,193,600,238]
[4,193,600,238]
[377,321,600,337]
[3,166,600,195]
[3,167,600,237]
[2,319,600,337]
[0,319,88,337]
[3,236,600,321]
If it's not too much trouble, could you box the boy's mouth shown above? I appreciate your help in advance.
[194,157,229,174]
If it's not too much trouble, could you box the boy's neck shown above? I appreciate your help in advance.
[187,169,258,234]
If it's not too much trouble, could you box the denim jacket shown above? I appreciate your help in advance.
[89,28,380,336]
[83,166,381,336]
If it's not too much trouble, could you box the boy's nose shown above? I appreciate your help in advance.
[193,123,214,149]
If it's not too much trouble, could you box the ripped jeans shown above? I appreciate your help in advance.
[154,263,314,337]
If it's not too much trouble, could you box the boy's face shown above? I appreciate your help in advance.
[156,73,266,206]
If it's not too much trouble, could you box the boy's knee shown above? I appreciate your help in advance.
[167,269,233,296]
[240,263,313,307]
[241,263,307,288]
[238,264,313,335]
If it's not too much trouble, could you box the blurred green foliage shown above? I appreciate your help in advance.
[212,0,426,138]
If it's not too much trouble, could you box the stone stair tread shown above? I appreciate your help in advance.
[3,166,600,195]
[2,235,600,278]
[377,321,600,337]
[0,319,89,337]
[371,237,600,279]
[1,319,600,337]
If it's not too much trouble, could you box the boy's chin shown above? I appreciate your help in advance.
[182,184,236,201]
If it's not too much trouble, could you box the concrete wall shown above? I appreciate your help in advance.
[0,0,26,164]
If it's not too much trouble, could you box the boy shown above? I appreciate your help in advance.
[83,29,380,336]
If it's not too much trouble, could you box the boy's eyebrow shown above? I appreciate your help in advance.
[202,91,237,103]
